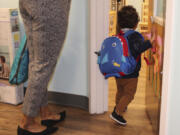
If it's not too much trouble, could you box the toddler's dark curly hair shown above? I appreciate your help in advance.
[117,6,139,30]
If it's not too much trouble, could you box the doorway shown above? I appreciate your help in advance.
[89,0,167,134]
[108,0,166,135]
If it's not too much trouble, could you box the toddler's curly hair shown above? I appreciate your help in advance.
[117,6,140,30]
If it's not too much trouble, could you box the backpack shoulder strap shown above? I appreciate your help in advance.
[124,30,144,41]
[117,33,129,57]
[123,30,136,37]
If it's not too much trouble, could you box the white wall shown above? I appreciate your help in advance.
[166,0,180,134]
[160,0,180,135]
[0,0,89,97]
[48,0,88,96]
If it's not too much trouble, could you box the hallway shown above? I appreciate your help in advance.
[108,56,155,135]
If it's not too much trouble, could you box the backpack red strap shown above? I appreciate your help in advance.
[117,34,129,57]
[117,31,141,62]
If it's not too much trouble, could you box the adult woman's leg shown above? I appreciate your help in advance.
[19,0,71,132]
[38,0,72,122]
[19,0,47,132]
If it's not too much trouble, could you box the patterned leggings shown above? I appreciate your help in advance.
[19,0,71,117]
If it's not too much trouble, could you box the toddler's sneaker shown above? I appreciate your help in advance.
[110,109,127,126]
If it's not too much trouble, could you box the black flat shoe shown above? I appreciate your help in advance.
[41,111,66,127]
[17,126,58,135]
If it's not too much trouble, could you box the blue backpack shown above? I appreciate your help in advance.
[97,30,143,79]
[9,34,29,84]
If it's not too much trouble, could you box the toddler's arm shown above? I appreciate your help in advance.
[128,33,152,55]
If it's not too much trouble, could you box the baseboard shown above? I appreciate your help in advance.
[48,91,89,111]
[24,87,89,110]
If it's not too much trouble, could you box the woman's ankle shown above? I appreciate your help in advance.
[20,115,47,132]
[20,114,36,128]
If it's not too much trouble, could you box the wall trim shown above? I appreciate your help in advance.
[24,88,89,110]
[48,91,89,110]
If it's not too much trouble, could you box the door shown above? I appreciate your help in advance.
[145,0,166,134]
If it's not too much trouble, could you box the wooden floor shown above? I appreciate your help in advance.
[0,59,155,135]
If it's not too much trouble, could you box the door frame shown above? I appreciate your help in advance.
[89,0,110,114]
[159,0,174,135]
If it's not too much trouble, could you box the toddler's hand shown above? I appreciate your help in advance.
[150,25,156,44]
[142,32,151,41]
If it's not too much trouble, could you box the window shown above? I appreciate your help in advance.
[154,0,166,25]
[156,0,166,17]
[154,0,166,18]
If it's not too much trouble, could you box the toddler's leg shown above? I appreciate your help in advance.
[116,78,138,115]
[115,78,124,106]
